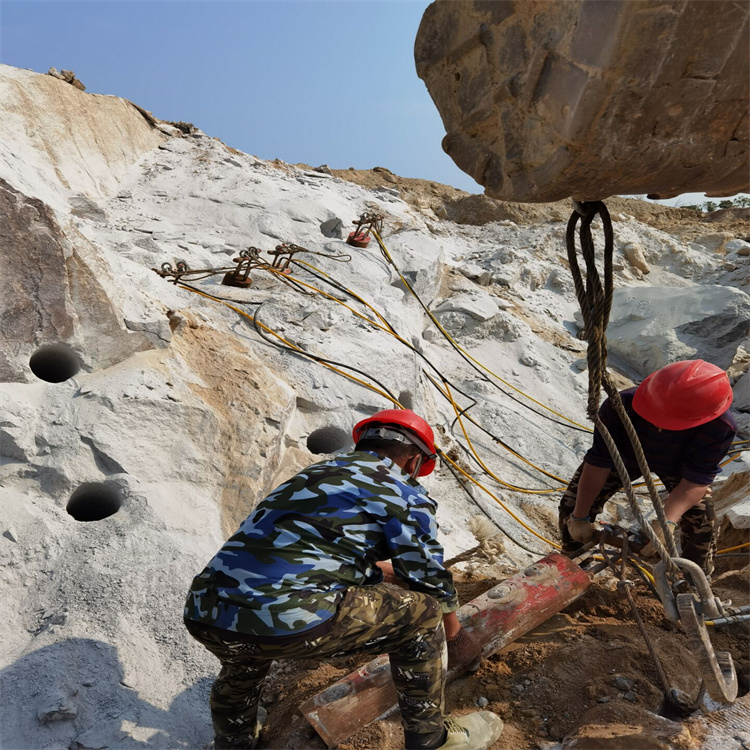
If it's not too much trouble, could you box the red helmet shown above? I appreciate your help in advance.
[632,360,733,430]
[352,409,437,476]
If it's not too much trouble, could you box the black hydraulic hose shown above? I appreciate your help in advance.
[250,304,400,404]
[373,242,590,433]
[440,455,547,557]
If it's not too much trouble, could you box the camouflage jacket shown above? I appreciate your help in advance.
[184,451,458,636]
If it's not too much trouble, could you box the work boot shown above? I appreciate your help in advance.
[437,711,504,749]
[214,711,264,749]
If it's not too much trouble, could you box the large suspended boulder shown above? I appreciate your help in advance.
[415,0,749,202]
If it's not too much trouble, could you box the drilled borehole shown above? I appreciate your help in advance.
[306,426,351,455]
[398,390,414,410]
[67,483,123,522]
[29,344,81,383]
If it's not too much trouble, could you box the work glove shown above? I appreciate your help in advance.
[640,519,678,560]
[447,627,482,672]
[566,515,594,544]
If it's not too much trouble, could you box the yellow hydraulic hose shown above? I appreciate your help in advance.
[286,259,744,488]
[279,263,572,487]
[371,229,593,432]
[444,380,560,495]
[439,451,561,549]
[716,542,750,555]
[178,284,402,408]
[426,373,568,487]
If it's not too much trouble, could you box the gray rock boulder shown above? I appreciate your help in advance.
[600,286,750,377]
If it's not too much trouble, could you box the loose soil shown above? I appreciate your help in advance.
[256,553,750,750]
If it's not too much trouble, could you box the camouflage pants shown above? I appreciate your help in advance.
[185,584,447,749]
[559,463,717,576]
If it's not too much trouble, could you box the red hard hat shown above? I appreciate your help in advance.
[352,409,437,477]
[632,360,733,430]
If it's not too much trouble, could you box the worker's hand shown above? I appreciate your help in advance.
[641,520,678,560]
[447,628,482,672]
[376,561,408,588]
[566,515,593,544]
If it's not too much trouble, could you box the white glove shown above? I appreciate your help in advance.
[566,515,593,544]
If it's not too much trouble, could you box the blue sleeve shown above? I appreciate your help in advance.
[382,483,459,614]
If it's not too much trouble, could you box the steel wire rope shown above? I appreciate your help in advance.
[600,537,703,716]
[371,228,593,433]
[566,202,681,580]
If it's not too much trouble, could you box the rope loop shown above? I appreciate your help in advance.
[565,200,681,578]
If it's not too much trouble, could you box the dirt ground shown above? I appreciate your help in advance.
[255,546,750,750]
[313,165,750,239]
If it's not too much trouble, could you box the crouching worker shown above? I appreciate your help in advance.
[560,360,736,575]
[184,409,504,750]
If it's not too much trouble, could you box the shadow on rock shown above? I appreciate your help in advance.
[0,637,212,749]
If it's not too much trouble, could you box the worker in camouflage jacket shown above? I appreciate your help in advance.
[560,360,736,575]
[184,409,504,750]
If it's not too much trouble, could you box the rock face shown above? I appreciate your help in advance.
[415,0,750,202]
[598,285,750,377]
[0,63,748,750]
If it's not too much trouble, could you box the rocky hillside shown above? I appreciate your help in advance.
[0,64,748,750]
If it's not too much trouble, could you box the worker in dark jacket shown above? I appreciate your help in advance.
[184,409,504,750]
[560,360,736,574]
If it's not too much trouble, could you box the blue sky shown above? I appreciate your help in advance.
[0,1,742,206]
[1,1,483,190]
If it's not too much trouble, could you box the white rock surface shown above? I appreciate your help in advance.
[596,286,750,377]
[0,63,747,749]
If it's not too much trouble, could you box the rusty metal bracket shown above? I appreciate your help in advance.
[222,246,264,288]
[268,242,307,271]
[347,212,384,248]
[153,259,192,282]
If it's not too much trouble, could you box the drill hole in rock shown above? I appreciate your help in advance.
[306,426,351,455]
[398,390,414,410]
[29,344,81,383]
[67,483,123,522]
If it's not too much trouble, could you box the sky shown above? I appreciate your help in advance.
[0,1,743,206]
[1,0,484,188]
